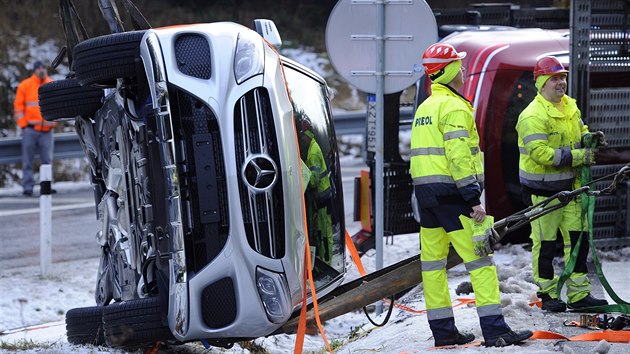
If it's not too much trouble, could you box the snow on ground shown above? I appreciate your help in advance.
[1,226,629,353]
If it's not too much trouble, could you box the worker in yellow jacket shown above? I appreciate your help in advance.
[299,118,333,266]
[516,56,608,312]
[14,60,56,196]
[412,43,532,347]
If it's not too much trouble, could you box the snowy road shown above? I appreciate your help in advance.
[0,183,100,269]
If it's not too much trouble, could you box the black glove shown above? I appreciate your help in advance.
[582,131,607,147]
[593,131,607,147]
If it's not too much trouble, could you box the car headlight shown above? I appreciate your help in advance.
[234,31,264,84]
[256,267,290,324]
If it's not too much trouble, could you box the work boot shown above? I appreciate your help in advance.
[568,294,608,310]
[434,330,475,347]
[484,330,533,347]
[538,293,567,312]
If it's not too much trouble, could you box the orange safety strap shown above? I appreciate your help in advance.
[143,341,161,354]
[532,330,630,342]
[569,330,630,343]
[531,330,569,340]
[293,216,333,353]
[345,230,367,276]
[293,247,310,354]
[279,42,331,354]
[293,235,332,353]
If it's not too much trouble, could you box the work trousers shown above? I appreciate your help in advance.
[530,195,590,303]
[419,203,510,342]
[21,127,54,193]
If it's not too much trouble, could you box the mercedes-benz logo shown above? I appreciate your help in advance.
[242,154,278,192]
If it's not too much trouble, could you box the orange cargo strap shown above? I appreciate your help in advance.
[143,340,161,354]
[279,44,331,354]
[531,330,630,342]
[345,229,367,276]
[294,236,333,354]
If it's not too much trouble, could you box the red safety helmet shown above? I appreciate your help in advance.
[533,56,568,80]
[421,43,467,75]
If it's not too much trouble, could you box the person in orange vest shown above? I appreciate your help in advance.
[14,60,57,196]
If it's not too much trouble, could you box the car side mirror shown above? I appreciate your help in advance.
[253,19,282,48]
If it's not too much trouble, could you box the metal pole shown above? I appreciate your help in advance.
[40,164,53,275]
[374,0,385,316]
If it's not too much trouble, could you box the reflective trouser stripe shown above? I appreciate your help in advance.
[529,194,591,302]
[477,304,503,317]
[421,217,503,311]
[422,259,447,271]
[427,307,454,321]
[464,256,494,272]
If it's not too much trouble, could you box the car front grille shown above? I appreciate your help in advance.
[234,88,285,259]
[169,86,229,274]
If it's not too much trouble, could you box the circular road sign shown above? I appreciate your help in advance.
[326,0,437,94]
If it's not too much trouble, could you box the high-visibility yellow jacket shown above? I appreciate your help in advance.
[516,93,589,194]
[410,83,484,208]
[303,131,333,263]
[14,74,56,132]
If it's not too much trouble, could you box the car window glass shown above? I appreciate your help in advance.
[283,66,345,289]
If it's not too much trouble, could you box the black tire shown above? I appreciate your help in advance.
[39,79,103,121]
[102,296,174,349]
[66,306,105,346]
[73,31,146,87]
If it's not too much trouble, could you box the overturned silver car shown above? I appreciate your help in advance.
[40,6,345,348]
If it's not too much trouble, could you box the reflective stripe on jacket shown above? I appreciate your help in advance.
[516,93,589,192]
[14,74,56,132]
[410,83,484,208]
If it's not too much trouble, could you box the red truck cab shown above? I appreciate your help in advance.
[439,29,571,228]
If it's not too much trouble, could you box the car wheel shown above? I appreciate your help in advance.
[73,30,146,87]
[66,305,105,346]
[38,79,103,121]
[102,296,174,349]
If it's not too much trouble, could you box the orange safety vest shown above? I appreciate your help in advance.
[14,74,56,132]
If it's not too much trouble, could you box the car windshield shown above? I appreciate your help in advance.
[283,65,345,289]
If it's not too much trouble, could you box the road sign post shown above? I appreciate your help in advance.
[327,0,437,315]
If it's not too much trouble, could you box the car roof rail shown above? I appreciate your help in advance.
[253,19,282,48]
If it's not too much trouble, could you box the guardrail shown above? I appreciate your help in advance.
[0,133,85,165]
[0,108,415,165]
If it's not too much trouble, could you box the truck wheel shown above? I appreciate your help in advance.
[73,31,146,87]
[39,79,103,121]
[102,296,174,348]
[66,306,105,345]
